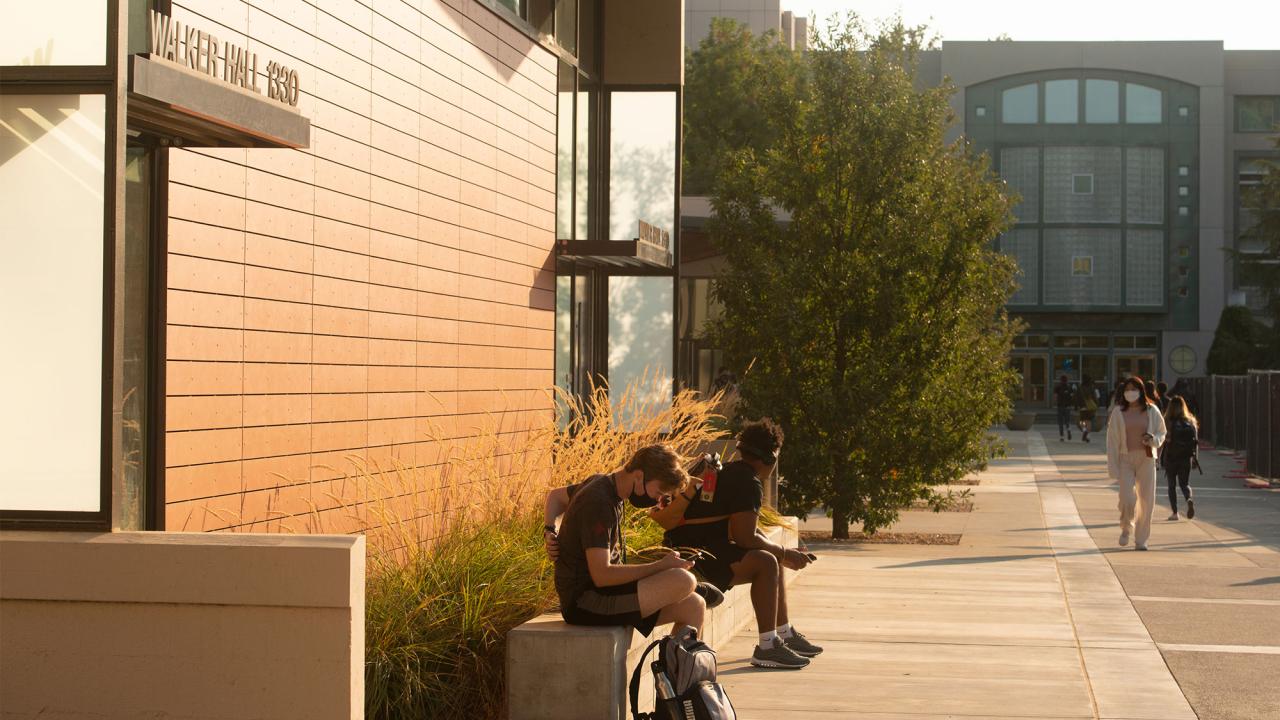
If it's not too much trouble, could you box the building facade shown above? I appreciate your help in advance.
[1,0,684,535]
[685,0,807,51]
[927,42,1280,407]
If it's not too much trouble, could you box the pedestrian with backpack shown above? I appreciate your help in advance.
[1054,375,1075,441]
[1077,375,1099,442]
[1162,396,1200,520]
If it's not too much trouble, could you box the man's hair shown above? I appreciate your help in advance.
[737,418,785,463]
[624,444,687,491]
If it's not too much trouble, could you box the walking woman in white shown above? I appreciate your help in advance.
[1106,376,1167,551]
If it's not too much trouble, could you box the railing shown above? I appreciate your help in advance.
[1182,371,1280,481]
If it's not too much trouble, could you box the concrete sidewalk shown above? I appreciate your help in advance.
[716,429,1221,719]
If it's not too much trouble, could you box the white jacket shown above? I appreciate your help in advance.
[1106,404,1168,479]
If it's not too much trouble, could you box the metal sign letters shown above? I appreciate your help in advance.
[148,9,301,107]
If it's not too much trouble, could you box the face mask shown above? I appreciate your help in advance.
[629,479,659,508]
[1124,390,1141,403]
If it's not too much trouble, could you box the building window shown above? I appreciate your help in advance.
[1177,286,1190,298]
[608,91,677,239]
[1072,173,1094,195]
[1179,165,1190,177]
[1178,245,1191,258]
[1170,346,1196,374]
[1045,79,1078,124]
[1,93,107,515]
[1126,83,1163,124]
[1178,105,1190,118]
[1,1,107,65]
[1086,79,1119,123]
[975,105,987,117]
[1237,96,1280,132]
[1177,265,1190,279]
[1002,83,1038,124]
[1178,185,1190,197]
[1072,256,1094,276]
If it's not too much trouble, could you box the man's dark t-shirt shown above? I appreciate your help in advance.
[664,459,762,549]
[554,474,624,608]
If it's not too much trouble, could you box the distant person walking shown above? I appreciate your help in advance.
[1106,376,1168,551]
[1077,375,1099,442]
[1054,375,1075,441]
[1155,381,1171,413]
[1162,396,1200,521]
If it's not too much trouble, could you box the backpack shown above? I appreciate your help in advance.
[1166,419,1198,459]
[629,626,736,720]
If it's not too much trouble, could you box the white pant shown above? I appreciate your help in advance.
[1117,452,1157,546]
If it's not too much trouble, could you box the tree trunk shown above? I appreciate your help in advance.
[831,508,850,540]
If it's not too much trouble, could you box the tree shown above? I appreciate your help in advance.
[1236,136,1280,366]
[705,15,1021,536]
[682,18,802,196]
[1206,306,1265,375]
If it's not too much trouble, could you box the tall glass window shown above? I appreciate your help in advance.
[0,93,107,512]
[0,0,107,65]
[1045,79,1078,124]
[1085,80,1119,124]
[609,276,673,428]
[608,91,677,239]
[555,275,573,423]
[1126,84,1163,124]
[556,63,574,240]
[575,82,594,241]
[119,146,155,529]
[1001,84,1038,124]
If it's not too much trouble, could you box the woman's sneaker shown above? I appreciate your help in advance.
[1187,500,1195,519]
[751,638,810,669]
[783,630,824,657]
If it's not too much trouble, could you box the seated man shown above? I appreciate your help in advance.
[654,419,821,670]
[544,444,706,639]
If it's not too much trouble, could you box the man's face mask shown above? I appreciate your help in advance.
[629,477,659,508]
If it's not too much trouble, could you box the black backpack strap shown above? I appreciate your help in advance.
[629,637,665,720]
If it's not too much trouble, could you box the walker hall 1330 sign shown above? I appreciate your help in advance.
[148,9,301,107]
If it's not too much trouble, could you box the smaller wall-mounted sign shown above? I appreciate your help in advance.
[638,220,670,251]
[147,9,301,107]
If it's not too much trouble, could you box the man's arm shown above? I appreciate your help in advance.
[545,485,572,529]
[585,547,692,587]
[728,511,809,569]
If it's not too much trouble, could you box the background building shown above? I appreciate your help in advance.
[686,0,807,51]
[679,40,1280,409]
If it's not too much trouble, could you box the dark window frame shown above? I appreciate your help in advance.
[0,0,125,531]
[1235,95,1280,134]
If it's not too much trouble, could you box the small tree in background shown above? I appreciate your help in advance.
[1206,305,1265,375]
[706,15,1020,536]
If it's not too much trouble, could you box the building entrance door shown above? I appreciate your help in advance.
[1011,355,1049,407]
[1116,355,1156,382]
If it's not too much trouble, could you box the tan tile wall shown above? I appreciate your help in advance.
[164,0,556,532]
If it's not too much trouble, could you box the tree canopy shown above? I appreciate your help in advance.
[699,15,1021,535]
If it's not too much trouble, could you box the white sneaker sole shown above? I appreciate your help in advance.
[750,657,809,670]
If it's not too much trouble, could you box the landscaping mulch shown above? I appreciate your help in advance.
[907,498,974,512]
[801,530,962,545]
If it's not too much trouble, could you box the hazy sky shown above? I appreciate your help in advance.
[782,0,1280,50]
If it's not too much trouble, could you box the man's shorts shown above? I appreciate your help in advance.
[561,581,661,636]
[691,541,749,591]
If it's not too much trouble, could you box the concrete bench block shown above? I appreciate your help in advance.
[508,521,799,720]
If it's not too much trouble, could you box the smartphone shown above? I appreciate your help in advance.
[804,552,818,562]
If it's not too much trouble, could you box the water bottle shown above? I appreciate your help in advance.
[652,662,676,700]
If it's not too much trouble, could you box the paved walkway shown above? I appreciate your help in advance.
[716,428,1280,719]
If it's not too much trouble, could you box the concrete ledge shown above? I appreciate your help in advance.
[508,520,800,720]
[0,531,364,720]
